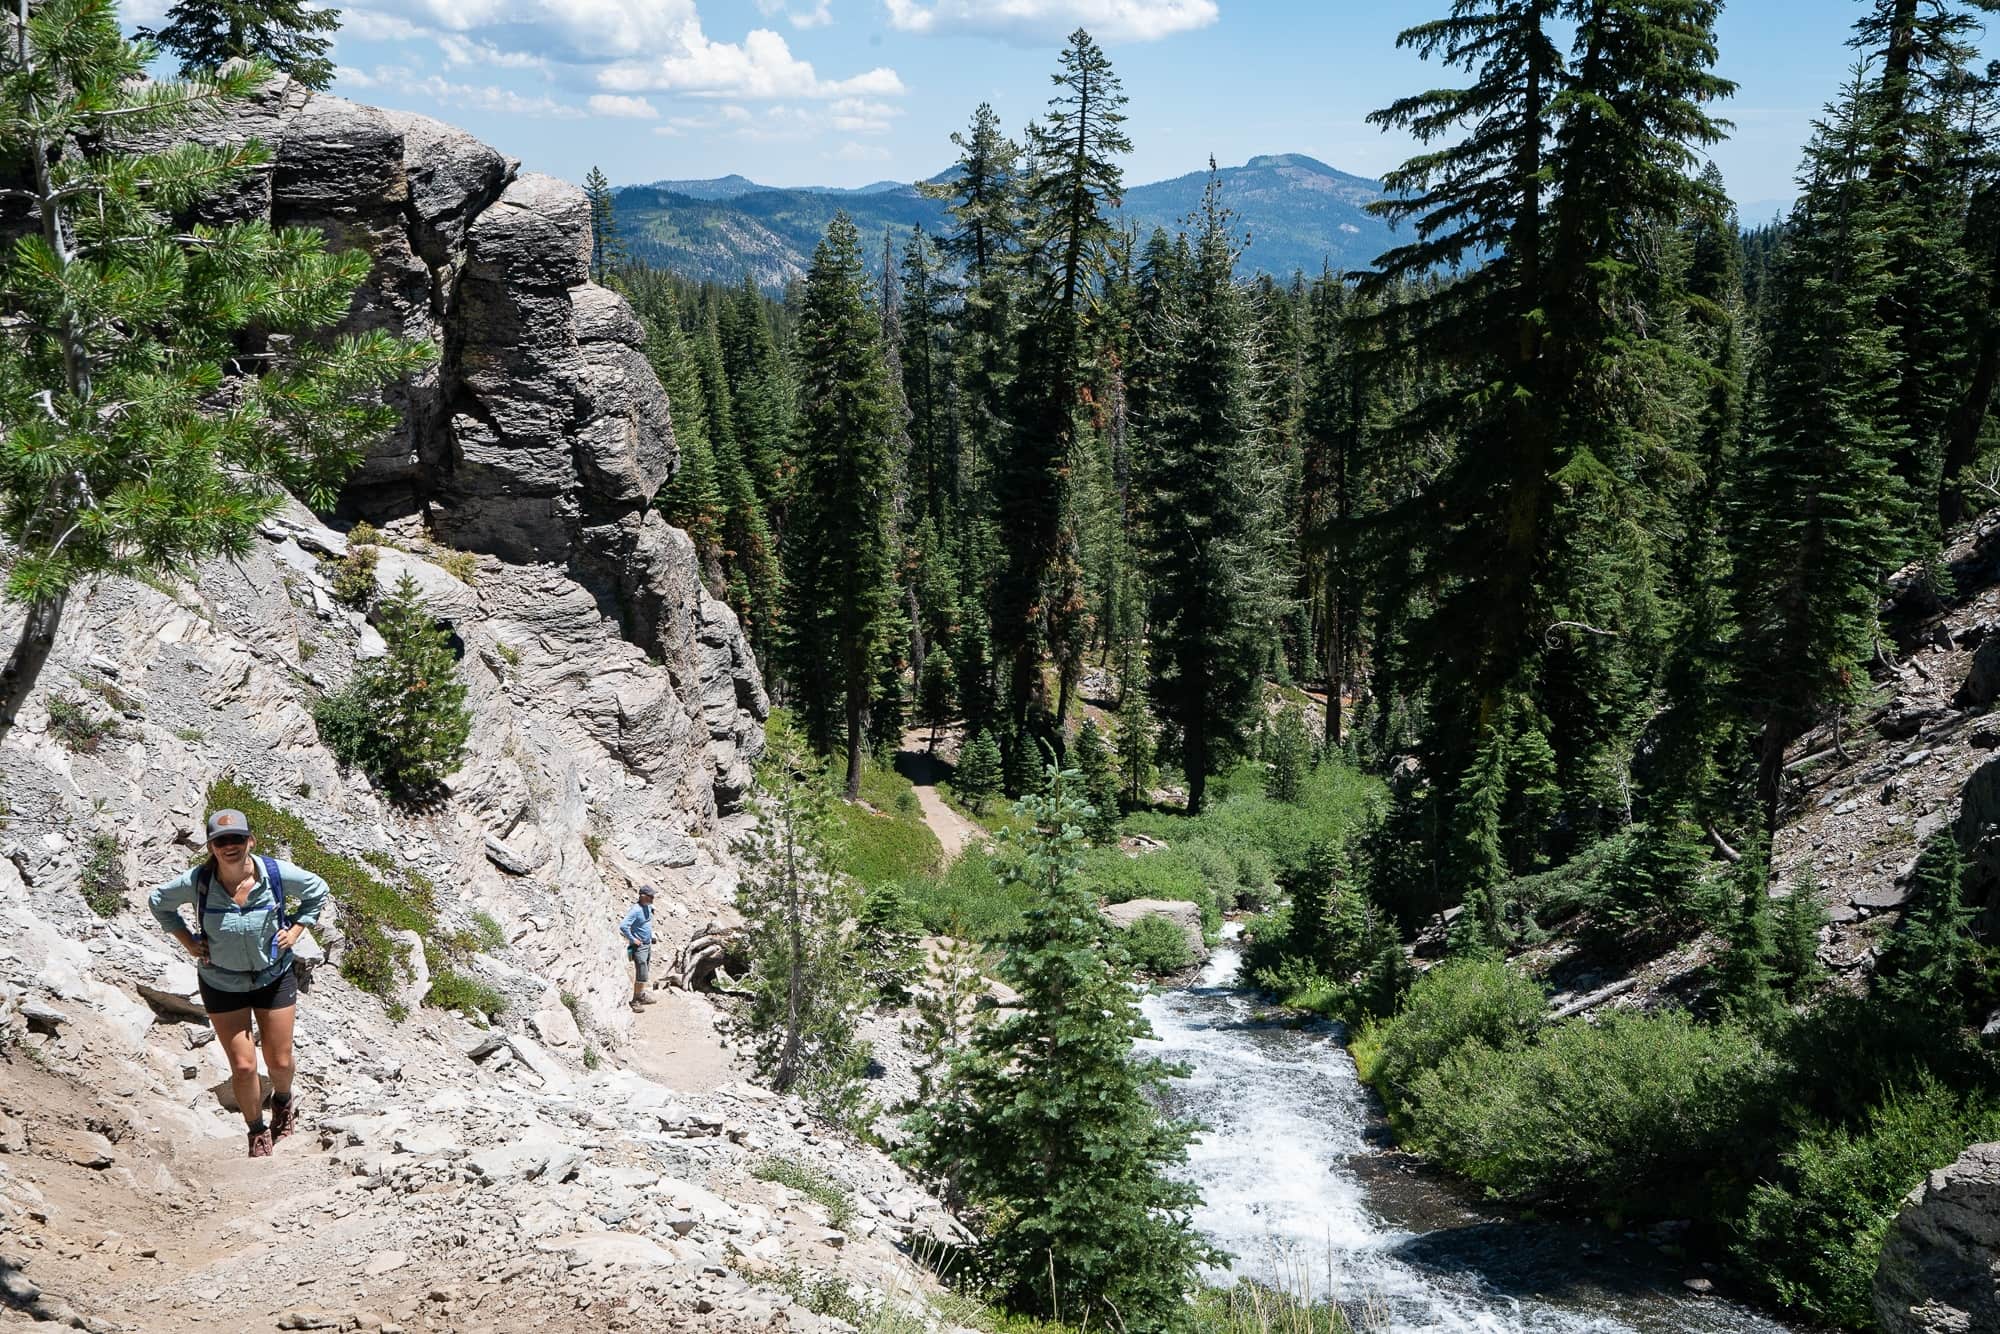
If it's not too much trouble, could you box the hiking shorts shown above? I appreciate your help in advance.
[628,943,652,985]
[199,963,297,1015]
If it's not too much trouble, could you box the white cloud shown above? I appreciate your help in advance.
[600,26,902,98]
[351,65,586,118]
[756,0,835,27]
[883,0,1217,43]
[829,140,892,162]
[342,1,898,100]
[590,93,661,118]
[828,96,900,132]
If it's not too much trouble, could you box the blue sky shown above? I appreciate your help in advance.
[126,1,2000,209]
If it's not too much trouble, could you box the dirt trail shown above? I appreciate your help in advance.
[893,733,983,861]
[621,986,744,1094]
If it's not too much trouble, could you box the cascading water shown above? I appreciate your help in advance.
[1137,930,1800,1334]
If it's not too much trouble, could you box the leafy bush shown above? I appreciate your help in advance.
[426,969,508,1019]
[435,547,478,584]
[752,1156,856,1229]
[1736,1078,2000,1329]
[45,695,115,751]
[1359,958,1546,1116]
[327,538,379,607]
[1407,1010,1778,1208]
[1122,913,1194,975]
[313,574,471,801]
[79,830,126,916]
[903,850,1036,942]
[1080,845,1219,933]
[830,759,942,888]
[205,777,435,1001]
[468,910,507,953]
[1123,757,1380,881]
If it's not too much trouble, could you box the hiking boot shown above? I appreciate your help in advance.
[269,1096,298,1142]
[247,1126,273,1158]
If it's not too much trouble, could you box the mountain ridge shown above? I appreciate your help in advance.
[613,152,1398,288]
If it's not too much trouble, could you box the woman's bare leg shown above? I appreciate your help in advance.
[211,1008,262,1127]
[255,1003,295,1101]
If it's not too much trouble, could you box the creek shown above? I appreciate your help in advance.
[1137,934,1803,1334]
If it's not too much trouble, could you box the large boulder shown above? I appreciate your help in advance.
[1099,898,1207,963]
[130,81,766,811]
[1875,1141,2000,1334]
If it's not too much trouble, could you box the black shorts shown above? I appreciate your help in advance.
[199,964,297,1015]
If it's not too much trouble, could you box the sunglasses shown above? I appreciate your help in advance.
[211,834,250,848]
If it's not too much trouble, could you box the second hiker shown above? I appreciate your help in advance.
[621,885,657,1008]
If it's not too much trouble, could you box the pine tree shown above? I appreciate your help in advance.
[137,0,340,90]
[1288,839,1342,974]
[1071,718,1120,842]
[899,225,955,527]
[0,6,431,734]
[583,166,625,284]
[906,775,1222,1327]
[313,575,472,801]
[694,306,780,648]
[1771,871,1831,1000]
[1733,71,1909,826]
[731,725,869,1124]
[1877,833,1987,1023]
[1714,854,1781,1028]
[1117,665,1157,808]
[782,214,899,800]
[857,881,923,1005]
[902,935,989,1107]
[1135,170,1278,814]
[996,29,1132,730]
[628,274,727,582]
[1266,707,1312,804]
[917,650,956,754]
[923,103,1020,496]
[720,276,795,515]
[952,730,1003,815]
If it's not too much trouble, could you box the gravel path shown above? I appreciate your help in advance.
[894,736,982,862]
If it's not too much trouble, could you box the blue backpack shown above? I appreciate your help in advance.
[197,856,292,966]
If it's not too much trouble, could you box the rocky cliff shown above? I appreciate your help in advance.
[0,85,973,1333]
[1875,1140,2000,1334]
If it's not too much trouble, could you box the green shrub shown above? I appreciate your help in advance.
[752,1156,856,1229]
[313,574,471,801]
[1362,958,1546,1116]
[1122,913,1194,975]
[583,1045,602,1071]
[436,547,479,584]
[45,695,115,751]
[831,760,943,889]
[327,539,379,607]
[1123,757,1381,882]
[904,850,1036,942]
[1736,1078,2000,1329]
[1080,845,1219,933]
[469,911,507,953]
[205,777,434,1001]
[426,969,508,1019]
[79,831,126,916]
[1408,1010,1777,1208]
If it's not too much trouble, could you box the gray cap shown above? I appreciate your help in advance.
[205,809,252,841]
[638,885,657,900]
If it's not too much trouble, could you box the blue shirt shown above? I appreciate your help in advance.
[149,856,329,992]
[620,903,654,946]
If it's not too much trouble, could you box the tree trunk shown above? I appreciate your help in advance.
[844,688,867,802]
[0,594,66,743]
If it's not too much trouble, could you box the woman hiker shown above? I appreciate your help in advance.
[149,808,329,1158]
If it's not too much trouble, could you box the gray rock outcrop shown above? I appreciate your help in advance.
[1099,898,1208,963]
[140,77,765,807]
[1875,1141,2000,1334]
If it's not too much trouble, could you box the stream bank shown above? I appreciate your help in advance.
[1138,937,1803,1334]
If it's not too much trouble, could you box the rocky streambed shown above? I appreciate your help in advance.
[1138,936,1804,1334]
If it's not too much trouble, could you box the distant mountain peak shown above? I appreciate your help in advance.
[1244,152,1337,172]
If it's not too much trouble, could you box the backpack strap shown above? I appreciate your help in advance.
[263,856,288,933]
[195,865,210,941]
